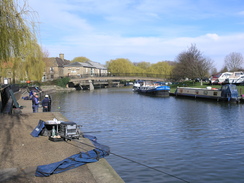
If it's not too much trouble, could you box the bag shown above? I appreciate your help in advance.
[40,127,50,136]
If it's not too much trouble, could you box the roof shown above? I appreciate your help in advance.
[64,62,84,67]
[64,61,107,69]
[47,57,71,67]
[86,61,106,69]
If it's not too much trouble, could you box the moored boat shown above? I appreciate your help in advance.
[132,80,144,92]
[175,84,239,102]
[137,81,170,97]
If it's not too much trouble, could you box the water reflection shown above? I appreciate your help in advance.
[50,88,244,183]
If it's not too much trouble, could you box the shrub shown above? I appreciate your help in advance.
[55,77,70,88]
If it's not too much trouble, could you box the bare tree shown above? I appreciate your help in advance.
[172,44,213,84]
[219,66,228,73]
[224,52,244,71]
[210,67,218,75]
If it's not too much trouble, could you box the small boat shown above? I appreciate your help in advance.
[174,84,239,102]
[132,80,144,92]
[137,81,170,97]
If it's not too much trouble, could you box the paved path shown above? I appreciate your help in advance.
[0,96,124,183]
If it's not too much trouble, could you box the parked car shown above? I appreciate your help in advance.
[210,73,222,84]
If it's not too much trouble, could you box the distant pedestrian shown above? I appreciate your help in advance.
[32,93,39,113]
[42,95,51,112]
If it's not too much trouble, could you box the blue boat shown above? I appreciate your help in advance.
[137,81,170,97]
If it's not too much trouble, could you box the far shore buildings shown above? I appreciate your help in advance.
[43,53,108,81]
[0,53,107,84]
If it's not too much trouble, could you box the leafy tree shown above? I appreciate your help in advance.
[107,58,135,74]
[172,44,213,84]
[0,0,44,82]
[224,52,243,71]
[133,66,146,76]
[71,56,91,63]
[134,61,151,71]
[22,41,45,81]
[148,62,173,78]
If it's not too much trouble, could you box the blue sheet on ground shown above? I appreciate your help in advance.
[35,135,110,177]
[30,120,45,137]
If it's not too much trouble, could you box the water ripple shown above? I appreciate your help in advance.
[51,88,244,183]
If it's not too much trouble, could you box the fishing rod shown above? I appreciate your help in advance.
[83,129,113,133]
[70,139,190,183]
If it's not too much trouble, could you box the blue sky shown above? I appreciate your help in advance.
[28,0,244,70]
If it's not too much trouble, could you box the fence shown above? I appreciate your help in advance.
[69,73,173,79]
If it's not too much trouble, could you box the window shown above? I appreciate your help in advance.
[235,73,243,77]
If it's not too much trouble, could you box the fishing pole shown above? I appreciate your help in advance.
[83,130,113,133]
[71,139,191,183]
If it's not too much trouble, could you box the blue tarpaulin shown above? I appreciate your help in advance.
[30,120,45,137]
[35,135,110,177]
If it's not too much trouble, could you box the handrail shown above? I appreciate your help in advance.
[68,73,172,79]
[0,84,21,114]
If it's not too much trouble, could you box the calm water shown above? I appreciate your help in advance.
[50,87,244,183]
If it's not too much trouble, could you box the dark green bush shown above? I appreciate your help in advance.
[55,77,70,87]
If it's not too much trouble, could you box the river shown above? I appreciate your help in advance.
[50,87,244,183]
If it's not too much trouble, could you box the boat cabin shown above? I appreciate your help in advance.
[223,71,244,84]
[175,84,239,102]
[210,72,233,84]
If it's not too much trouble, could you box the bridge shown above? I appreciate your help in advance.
[69,73,171,90]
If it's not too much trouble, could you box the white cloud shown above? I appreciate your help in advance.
[44,32,244,70]
[238,11,244,15]
[205,34,220,41]
[27,0,244,71]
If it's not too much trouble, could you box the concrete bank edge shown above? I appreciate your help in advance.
[52,112,125,183]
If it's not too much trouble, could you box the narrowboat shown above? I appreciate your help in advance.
[175,84,239,102]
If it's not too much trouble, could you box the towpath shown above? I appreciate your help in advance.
[0,90,124,183]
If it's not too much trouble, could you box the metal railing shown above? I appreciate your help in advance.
[0,84,21,114]
[68,73,172,79]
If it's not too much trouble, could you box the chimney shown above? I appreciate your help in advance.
[59,53,64,60]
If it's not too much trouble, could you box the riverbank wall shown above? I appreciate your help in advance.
[0,89,124,183]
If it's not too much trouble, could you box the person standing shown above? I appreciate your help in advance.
[42,95,50,112]
[32,93,39,113]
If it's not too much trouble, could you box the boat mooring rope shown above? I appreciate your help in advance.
[70,139,190,183]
